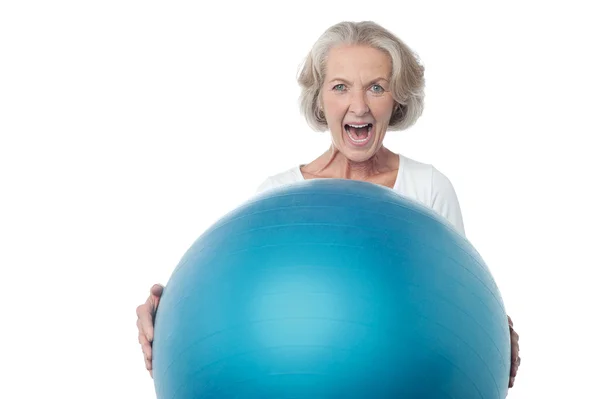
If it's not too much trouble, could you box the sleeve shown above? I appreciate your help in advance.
[255,177,274,194]
[430,167,466,238]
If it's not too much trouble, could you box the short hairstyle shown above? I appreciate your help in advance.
[297,21,425,132]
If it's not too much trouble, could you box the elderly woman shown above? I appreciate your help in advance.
[136,20,521,389]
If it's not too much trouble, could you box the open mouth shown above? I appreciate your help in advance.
[344,123,373,145]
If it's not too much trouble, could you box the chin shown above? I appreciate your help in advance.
[337,144,378,163]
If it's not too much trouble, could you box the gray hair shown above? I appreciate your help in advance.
[297,21,425,132]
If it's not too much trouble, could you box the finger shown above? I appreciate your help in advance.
[150,285,163,318]
[137,300,155,342]
[510,355,521,378]
[507,315,513,327]
[137,319,155,361]
[510,327,519,342]
[509,376,515,388]
[137,319,145,344]
[143,342,152,360]
[511,339,520,362]
[151,284,164,297]
[138,332,153,359]
[140,337,153,360]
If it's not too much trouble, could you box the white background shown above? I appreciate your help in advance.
[1,0,598,398]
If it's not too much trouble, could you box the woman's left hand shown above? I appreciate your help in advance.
[508,315,520,388]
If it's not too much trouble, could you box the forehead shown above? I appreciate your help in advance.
[324,45,392,79]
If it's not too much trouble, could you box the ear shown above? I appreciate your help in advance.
[317,100,325,116]
[317,95,323,111]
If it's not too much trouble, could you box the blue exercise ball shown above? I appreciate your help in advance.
[152,179,510,398]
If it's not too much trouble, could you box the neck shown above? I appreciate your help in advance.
[305,144,397,180]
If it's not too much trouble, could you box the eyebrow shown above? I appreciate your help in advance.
[327,77,390,85]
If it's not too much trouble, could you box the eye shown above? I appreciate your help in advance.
[371,84,385,93]
[333,83,346,91]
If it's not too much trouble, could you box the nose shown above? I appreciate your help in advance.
[348,91,370,116]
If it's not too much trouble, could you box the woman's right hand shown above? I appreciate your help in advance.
[136,283,164,377]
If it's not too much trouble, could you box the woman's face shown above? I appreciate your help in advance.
[320,45,396,163]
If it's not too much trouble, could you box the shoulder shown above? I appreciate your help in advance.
[398,155,466,237]
[255,166,303,194]
[398,155,435,181]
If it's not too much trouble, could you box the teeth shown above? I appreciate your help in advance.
[344,123,372,143]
